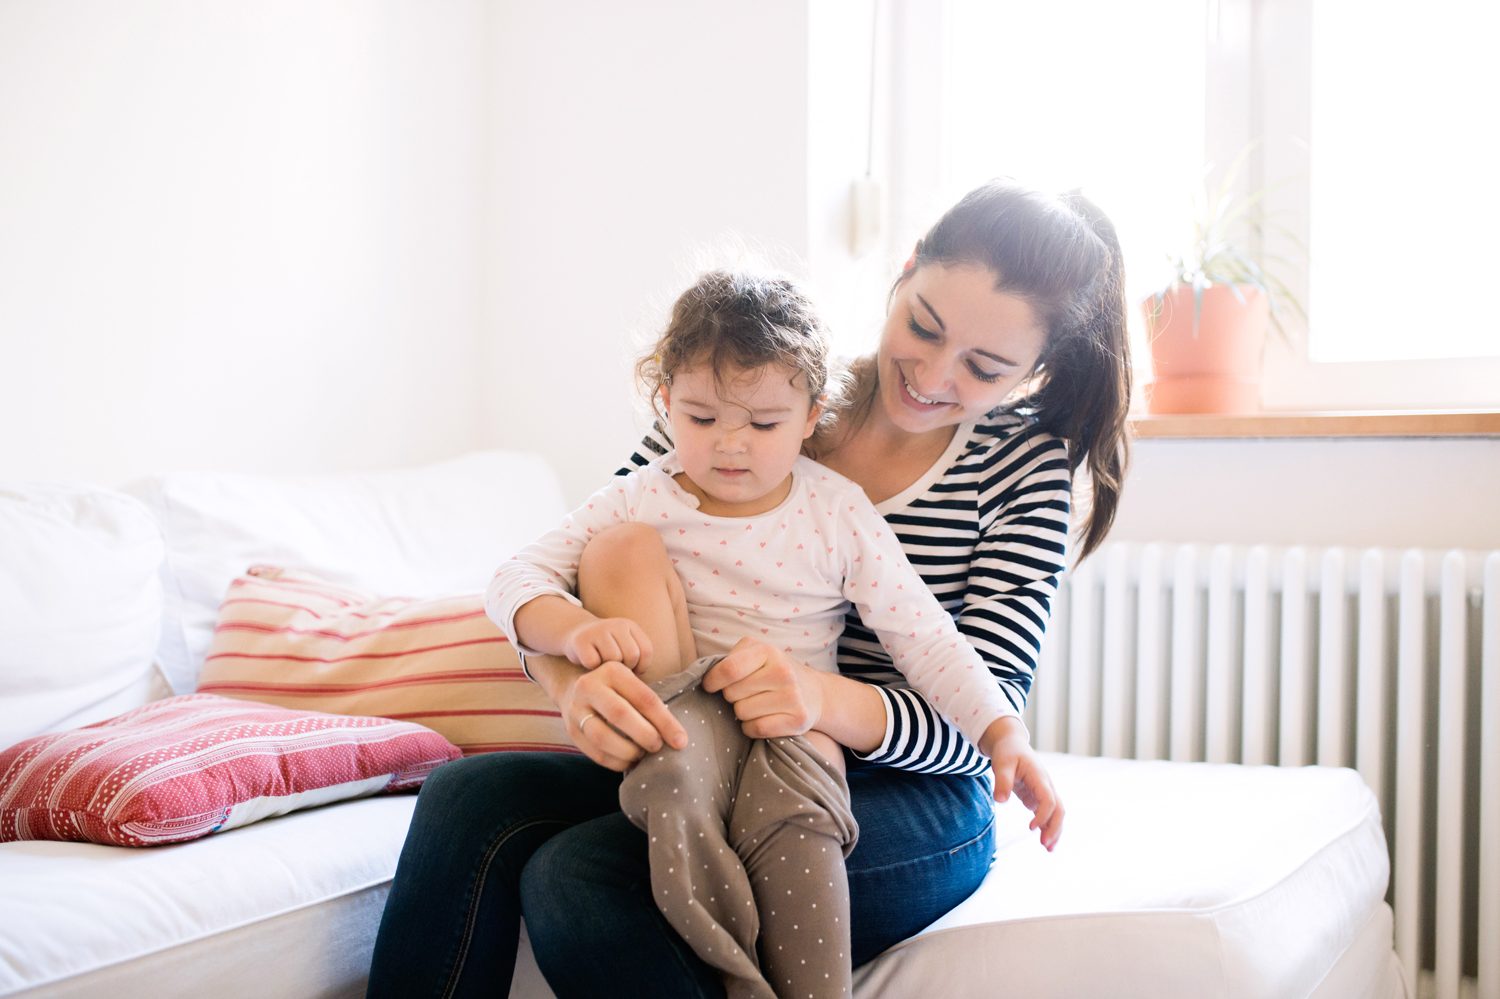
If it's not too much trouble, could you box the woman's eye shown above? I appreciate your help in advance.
[688,416,715,426]
[906,317,938,341]
[751,422,780,432]
[966,362,1003,384]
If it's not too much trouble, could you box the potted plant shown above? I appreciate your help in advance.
[1142,152,1304,415]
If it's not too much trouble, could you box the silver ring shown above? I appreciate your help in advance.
[579,712,598,734]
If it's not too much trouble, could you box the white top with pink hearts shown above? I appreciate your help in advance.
[486,453,1018,747]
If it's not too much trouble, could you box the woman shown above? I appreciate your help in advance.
[366,180,1131,998]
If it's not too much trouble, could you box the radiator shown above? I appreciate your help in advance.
[1024,543,1500,999]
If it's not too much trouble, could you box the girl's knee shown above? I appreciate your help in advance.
[579,522,667,578]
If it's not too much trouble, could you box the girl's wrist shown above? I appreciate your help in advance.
[979,714,1030,758]
[808,670,886,754]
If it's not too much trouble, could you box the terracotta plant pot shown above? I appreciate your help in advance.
[1142,284,1270,415]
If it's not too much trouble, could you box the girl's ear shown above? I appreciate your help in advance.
[802,398,824,440]
[659,384,671,415]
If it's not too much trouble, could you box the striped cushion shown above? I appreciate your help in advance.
[197,566,574,756]
[0,694,460,846]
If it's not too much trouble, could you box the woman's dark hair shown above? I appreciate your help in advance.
[636,270,844,436]
[837,181,1131,561]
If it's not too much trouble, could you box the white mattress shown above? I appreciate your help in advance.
[849,752,1396,999]
[0,754,1398,998]
[0,795,419,998]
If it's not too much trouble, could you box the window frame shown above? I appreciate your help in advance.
[887,0,1500,413]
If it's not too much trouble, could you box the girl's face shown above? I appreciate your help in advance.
[876,262,1048,436]
[662,361,821,518]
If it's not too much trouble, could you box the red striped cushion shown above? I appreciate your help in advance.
[0,694,461,847]
[197,566,575,757]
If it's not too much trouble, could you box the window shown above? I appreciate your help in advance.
[888,0,1500,411]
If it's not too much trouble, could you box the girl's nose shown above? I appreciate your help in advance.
[716,427,748,453]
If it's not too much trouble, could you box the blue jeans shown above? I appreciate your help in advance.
[366,751,994,998]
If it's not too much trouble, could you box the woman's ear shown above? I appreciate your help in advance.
[902,239,922,274]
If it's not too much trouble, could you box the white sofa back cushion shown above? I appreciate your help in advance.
[0,484,170,747]
[126,450,567,693]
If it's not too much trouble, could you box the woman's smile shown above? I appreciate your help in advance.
[898,368,953,410]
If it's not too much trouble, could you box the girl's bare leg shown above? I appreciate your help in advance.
[576,523,697,683]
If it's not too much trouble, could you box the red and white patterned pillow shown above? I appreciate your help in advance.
[196,566,575,756]
[0,694,461,847]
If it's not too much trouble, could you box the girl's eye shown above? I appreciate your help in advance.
[751,422,780,432]
[966,362,1003,384]
[688,416,715,426]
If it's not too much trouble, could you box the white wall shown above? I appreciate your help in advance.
[0,1,489,485]
[481,1,823,504]
[1112,438,1500,551]
[2,1,1493,556]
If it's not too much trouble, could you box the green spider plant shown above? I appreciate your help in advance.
[1150,147,1307,342]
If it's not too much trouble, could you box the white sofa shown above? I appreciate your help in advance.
[1,451,1407,998]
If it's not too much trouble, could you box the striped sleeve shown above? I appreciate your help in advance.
[616,422,673,476]
[848,423,1072,774]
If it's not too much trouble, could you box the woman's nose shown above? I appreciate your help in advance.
[914,356,955,395]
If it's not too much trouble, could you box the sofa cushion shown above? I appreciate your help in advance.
[0,693,461,847]
[197,566,574,756]
[0,483,170,748]
[125,449,568,693]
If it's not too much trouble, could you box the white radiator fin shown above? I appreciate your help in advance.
[1027,543,1499,999]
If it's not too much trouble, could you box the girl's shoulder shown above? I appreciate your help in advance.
[792,454,869,503]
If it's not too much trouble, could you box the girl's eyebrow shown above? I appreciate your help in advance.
[914,293,1019,368]
[678,397,794,417]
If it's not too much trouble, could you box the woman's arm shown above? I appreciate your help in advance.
[848,428,1073,774]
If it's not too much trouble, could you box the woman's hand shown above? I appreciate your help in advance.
[980,715,1064,852]
[544,658,688,772]
[701,637,826,739]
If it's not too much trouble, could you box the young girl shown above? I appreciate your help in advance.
[486,269,1057,998]
[368,180,1125,999]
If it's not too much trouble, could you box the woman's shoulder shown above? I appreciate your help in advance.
[615,421,674,477]
[959,410,1069,464]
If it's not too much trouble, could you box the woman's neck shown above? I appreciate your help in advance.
[821,398,959,506]
[851,393,958,461]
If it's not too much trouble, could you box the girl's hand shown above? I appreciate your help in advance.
[981,715,1064,852]
[701,637,825,739]
[563,617,653,672]
[555,659,687,771]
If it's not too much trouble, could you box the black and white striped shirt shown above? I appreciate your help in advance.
[620,412,1071,775]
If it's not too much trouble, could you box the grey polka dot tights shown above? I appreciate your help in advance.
[619,656,859,999]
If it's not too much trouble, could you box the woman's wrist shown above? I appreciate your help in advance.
[527,653,585,708]
[807,670,887,754]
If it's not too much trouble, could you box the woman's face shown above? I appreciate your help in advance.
[876,262,1048,435]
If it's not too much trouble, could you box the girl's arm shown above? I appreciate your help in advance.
[848,430,1072,775]
[486,474,640,658]
[835,499,1020,751]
